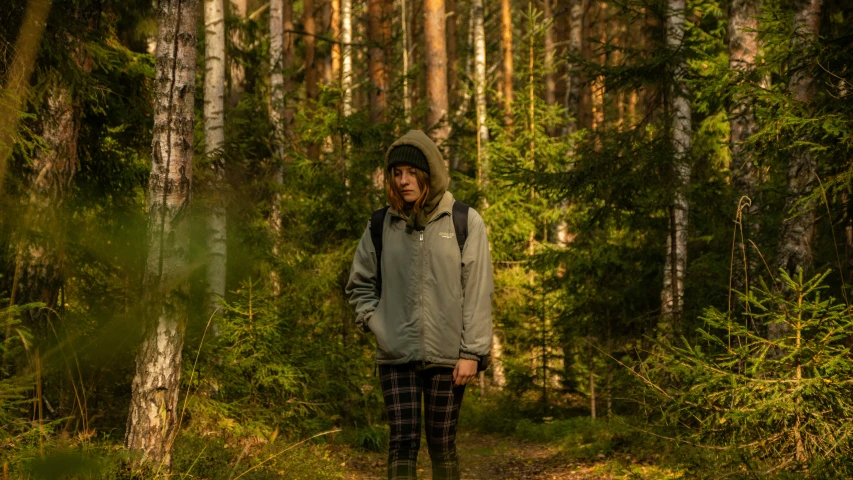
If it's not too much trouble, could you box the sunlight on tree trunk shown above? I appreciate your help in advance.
[424,0,450,157]
[501,0,514,128]
[564,0,583,136]
[473,0,488,200]
[125,0,199,469]
[304,0,320,160]
[341,0,353,116]
[0,0,52,194]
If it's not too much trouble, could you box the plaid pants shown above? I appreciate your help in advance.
[379,363,466,480]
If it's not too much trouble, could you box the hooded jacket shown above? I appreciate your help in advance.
[345,130,494,366]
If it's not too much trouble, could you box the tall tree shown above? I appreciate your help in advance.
[424,0,451,153]
[543,0,556,113]
[269,0,286,294]
[341,0,353,116]
[446,0,459,110]
[564,0,583,136]
[659,0,693,335]
[473,0,488,191]
[227,0,247,108]
[304,0,320,159]
[331,0,341,82]
[367,0,389,122]
[501,0,514,127]
[14,80,79,324]
[125,0,199,467]
[204,0,227,321]
[0,0,51,190]
[401,0,412,122]
[770,0,822,339]
[728,0,762,293]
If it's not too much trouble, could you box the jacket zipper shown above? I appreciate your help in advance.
[419,230,426,367]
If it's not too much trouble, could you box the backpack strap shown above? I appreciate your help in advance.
[369,206,390,297]
[452,200,469,256]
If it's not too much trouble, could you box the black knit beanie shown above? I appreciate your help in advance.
[386,145,430,175]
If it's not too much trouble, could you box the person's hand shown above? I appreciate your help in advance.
[453,359,478,386]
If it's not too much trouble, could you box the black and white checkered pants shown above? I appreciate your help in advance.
[379,363,466,480]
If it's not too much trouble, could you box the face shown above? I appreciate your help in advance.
[392,165,423,203]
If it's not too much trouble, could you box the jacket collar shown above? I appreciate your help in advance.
[388,191,455,225]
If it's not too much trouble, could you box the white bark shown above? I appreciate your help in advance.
[473,0,488,195]
[491,331,506,388]
[341,0,353,116]
[204,0,227,323]
[660,0,692,336]
[126,0,199,468]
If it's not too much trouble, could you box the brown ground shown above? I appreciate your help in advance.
[339,431,660,480]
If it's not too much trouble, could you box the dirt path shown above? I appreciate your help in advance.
[340,431,661,479]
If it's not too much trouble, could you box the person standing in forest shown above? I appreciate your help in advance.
[346,130,494,479]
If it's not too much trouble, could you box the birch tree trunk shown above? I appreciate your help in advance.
[367,0,389,122]
[770,0,821,339]
[728,0,761,294]
[341,0,353,116]
[424,0,451,155]
[125,0,199,468]
[269,0,285,294]
[659,0,692,338]
[501,0,514,127]
[204,0,226,322]
[473,0,488,196]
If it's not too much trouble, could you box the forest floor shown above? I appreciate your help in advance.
[339,430,676,480]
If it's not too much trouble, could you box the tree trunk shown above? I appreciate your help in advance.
[564,0,583,136]
[491,331,506,388]
[501,0,514,127]
[227,0,247,108]
[728,0,761,295]
[543,0,556,113]
[331,0,341,82]
[473,0,488,197]
[15,80,79,323]
[446,0,458,110]
[269,0,285,295]
[125,0,199,468]
[659,0,693,338]
[304,0,320,160]
[402,0,412,122]
[367,0,388,122]
[770,0,821,340]
[341,0,353,116]
[0,0,51,191]
[590,2,606,134]
[204,0,227,322]
[424,0,451,155]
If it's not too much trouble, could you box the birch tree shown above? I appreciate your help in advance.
[424,0,451,153]
[473,0,488,191]
[125,0,199,467]
[728,0,762,293]
[659,0,693,336]
[204,0,226,321]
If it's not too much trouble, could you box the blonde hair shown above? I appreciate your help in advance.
[387,166,431,215]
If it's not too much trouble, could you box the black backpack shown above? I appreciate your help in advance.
[369,201,469,297]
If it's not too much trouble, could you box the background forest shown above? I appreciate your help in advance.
[1,0,852,478]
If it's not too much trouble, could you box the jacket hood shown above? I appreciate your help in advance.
[385,130,449,206]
